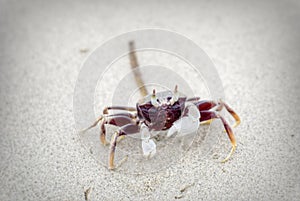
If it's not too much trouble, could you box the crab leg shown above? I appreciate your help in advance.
[219,100,241,128]
[194,100,240,128]
[79,115,104,133]
[103,106,136,114]
[194,100,217,125]
[104,112,137,118]
[80,111,137,146]
[80,112,136,133]
[186,97,201,102]
[100,115,136,145]
[195,100,217,111]
[200,110,237,162]
[109,123,140,170]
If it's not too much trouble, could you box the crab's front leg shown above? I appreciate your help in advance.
[109,124,139,170]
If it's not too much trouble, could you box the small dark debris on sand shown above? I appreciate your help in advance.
[84,187,92,201]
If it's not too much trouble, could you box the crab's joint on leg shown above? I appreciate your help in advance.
[225,104,241,128]
[221,101,241,128]
[194,100,216,125]
[100,115,134,146]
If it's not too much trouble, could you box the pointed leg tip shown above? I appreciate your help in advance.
[221,158,229,163]
[221,146,236,163]
[102,141,109,146]
[221,154,232,163]
[233,121,241,128]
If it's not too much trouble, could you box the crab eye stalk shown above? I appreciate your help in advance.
[151,89,160,107]
[170,85,179,105]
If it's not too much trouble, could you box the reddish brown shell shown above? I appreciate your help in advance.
[136,97,186,131]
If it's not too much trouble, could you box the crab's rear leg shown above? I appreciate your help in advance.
[109,124,140,170]
[200,110,237,163]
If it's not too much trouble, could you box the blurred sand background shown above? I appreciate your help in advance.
[0,0,300,200]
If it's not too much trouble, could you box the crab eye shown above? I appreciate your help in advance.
[170,85,179,105]
[151,89,160,107]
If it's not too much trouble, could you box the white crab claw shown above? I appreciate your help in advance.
[168,103,201,137]
[185,102,201,121]
[142,139,156,158]
[176,116,199,136]
[167,122,179,137]
[140,123,156,158]
[141,123,150,140]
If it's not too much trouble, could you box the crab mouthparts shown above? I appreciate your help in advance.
[151,85,179,107]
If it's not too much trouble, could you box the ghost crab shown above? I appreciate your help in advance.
[81,41,241,170]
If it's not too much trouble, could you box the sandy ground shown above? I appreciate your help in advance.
[0,0,300,200]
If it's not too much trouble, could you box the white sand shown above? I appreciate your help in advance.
[0,0,300,200]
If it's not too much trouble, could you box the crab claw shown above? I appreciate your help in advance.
[184,102,201,121]
[140,123,156,158]
[167,103,200,137]
[151,89,160,107]
[142,139,157,158]
[176,116,199,137]
[167,123,178,137]
[170,85,179,105]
